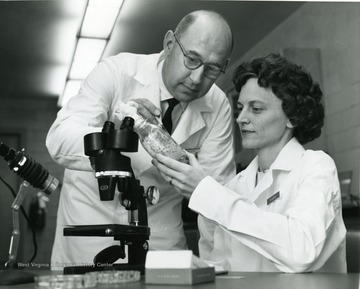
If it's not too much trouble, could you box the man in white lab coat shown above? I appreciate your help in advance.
[46,10,235,269]
[153,53,347,273]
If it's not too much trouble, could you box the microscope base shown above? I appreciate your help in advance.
[0,269,35,285]
[63,224,150,275]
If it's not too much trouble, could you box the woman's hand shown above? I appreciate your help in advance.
[152,153,207,198]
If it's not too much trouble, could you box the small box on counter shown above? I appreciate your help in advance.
[145,250,215,285]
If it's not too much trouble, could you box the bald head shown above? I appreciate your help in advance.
[174,10,233,57]
[161,10,233,103]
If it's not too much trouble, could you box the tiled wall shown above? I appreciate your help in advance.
[219,2,360,198]
[0,97,63,265]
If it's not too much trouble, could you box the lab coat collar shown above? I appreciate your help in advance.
[132,52,163,117]
[134,52,164,86]
[240,138,305,175]
[239,138,305,202]
[271,137,305,172]
[172,97,212,145]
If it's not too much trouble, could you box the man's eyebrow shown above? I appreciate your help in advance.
[187,48,223,68]
[186,49,202,58]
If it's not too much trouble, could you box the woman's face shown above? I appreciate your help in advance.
[236,78,293,154]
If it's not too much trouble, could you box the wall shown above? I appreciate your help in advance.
[219,2,360,199]
[0,97,62,266]
[1,1,359,266]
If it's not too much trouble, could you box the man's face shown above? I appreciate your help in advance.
[162,27,230,103]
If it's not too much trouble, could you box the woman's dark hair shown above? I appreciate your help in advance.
[233,53,324,145]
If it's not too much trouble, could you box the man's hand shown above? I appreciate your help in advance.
[128,99,161,124]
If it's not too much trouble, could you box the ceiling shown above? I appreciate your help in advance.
[0,0,304,103]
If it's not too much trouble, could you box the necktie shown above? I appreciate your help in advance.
[162,98,179,134]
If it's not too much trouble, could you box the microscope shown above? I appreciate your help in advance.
[63,119,156,275]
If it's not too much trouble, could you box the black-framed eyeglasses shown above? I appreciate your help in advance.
[173,33,229,79]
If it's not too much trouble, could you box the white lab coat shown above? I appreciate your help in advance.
[189,138,347,273]
[46,52,235,269]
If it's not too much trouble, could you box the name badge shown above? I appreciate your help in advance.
[267,191,280,205]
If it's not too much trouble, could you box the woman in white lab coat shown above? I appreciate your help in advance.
[152,53,347,273]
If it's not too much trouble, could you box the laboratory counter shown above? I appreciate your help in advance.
[0,271,359,289]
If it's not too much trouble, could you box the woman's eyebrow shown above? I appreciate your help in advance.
[237,100,266,106]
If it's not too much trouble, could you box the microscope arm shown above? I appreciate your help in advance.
[7,181,30,267]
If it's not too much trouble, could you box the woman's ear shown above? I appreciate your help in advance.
[163,30,175,55]
[286,119,294,128]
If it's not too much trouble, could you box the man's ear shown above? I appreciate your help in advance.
[163,30,175,55]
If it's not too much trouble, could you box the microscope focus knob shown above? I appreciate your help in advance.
[146,186,160,205]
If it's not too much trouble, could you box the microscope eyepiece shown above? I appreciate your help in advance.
[84,121,138,201]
